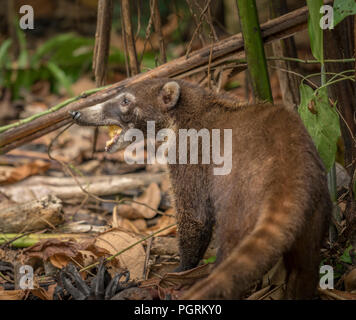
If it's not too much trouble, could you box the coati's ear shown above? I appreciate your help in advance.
[158,81,180,110]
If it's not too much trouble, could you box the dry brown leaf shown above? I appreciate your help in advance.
[24,239,80,262]
[344,268,356,292]
[146,212,177,236]
[156,264,211,299]
[31,284,57,300]
[319,288,356,300]
[131,219,147,232]
[77,250,98,268]
[24,238,111,269]
[94,229,145,280]
[49,254,72,269]
[115,204,142,220]
[0,160,50,185]
[117,183,161,219]
[0,288,25,300]
[113,216,141,234]
[159,264,211,289]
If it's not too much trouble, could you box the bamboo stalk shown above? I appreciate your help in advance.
[236,0,272,102]
[0,233,89,248]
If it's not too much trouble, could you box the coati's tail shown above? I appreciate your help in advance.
[183,198,310,299]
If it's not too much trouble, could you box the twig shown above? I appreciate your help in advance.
[207,39,214,89]
[185,0,213,58]
[0,87,107,134]
[193,0,218,41]
[139,0,155,66]
[268,56,355,64]
[143,237,153,280]
[152,0,166,65]
[135,0,141,41]
[47,124,168,217]
[185,0,206,47]
[121,0,140,75]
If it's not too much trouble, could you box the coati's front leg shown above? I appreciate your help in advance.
[173,189,215,272]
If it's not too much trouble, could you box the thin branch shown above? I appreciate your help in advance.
[121,0,140,75]
[185,0,206,46]
[139,0,155,66]
[185,0,213,58]
[267,56,355,64]
[152,0,167,65]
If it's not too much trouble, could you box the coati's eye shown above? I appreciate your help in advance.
[121,97,130,106]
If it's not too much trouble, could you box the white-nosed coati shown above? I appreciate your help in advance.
[71,78,332,299]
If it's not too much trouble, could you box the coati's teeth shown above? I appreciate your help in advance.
[105,125,122,151]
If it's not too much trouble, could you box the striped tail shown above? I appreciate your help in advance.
[183,198,307,299]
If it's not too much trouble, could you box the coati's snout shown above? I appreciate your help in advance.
[70,80,181,153]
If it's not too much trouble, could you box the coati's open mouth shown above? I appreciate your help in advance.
[105,125,129,153]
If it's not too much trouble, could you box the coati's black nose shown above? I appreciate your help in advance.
[69,111,81,120]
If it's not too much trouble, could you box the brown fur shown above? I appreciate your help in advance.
[71,78,331,299]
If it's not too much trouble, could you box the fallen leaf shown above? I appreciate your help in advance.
[24,239,80,262]
[319,288,356,300]
[146,210,176,236]
[157,264,212,300]
[344,268,356,292]
[117,183,161,219]
[0,288,25,300]
[31,284,57,300]
[94,229,145,280]
[0,160,50,185]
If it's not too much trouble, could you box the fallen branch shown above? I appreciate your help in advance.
[0,172,164,203]
[0,195,63,233]
[0,2,332,154]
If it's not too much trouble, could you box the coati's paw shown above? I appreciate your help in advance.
[181,273,235,300]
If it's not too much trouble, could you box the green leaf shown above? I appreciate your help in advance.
[31,33,78,67]
[333,0,356,28]
[203,256,216,264]
[0,39,12,68]
[340,245,353,264]
[15,24,28,69]
[307,0,324,63]
[46,61,73,96]
[298,84,341,172]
